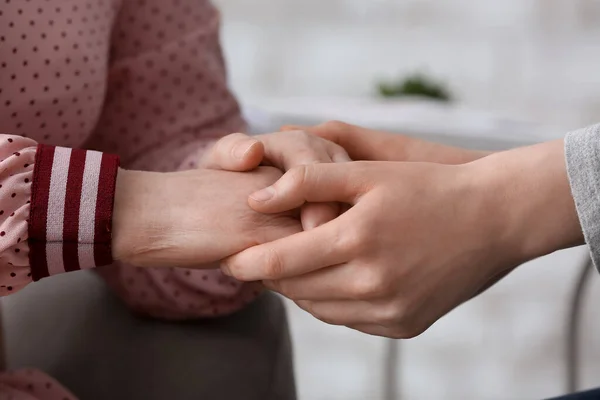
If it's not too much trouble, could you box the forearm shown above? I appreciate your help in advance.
[470,139,583,267]
[401,137,491,164]
[106,167,277,320]
[306,121,491,164]
[111,168,239,268]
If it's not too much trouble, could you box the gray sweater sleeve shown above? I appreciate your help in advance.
[565,123,600,272]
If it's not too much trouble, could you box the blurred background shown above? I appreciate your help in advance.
[212,1,600,399]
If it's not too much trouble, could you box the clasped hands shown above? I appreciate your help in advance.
[113,122,582,338]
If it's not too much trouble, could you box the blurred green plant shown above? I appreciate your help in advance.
[378,72,452,102]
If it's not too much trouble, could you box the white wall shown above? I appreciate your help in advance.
[216,0,600,130]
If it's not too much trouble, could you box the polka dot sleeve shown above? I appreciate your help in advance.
[0,135,36,296]
[0,135,121,297]
[88,0,261,320]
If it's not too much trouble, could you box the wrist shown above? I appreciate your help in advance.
[402,136,491,164]
[470,140,583,265]
[111,168,230,269]
[111,168,162,264]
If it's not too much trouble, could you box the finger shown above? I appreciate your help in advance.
[263,262,365,301]
[199,133,265,171]
[346,324,397,338]
[221,212,355,281]
[248,163,367,214]
[259,131,334,170]
[329,147,352,163]
[300,202,340,230]
[258,217,304,243]
[304,122,395,162]
[277,128,352,164]
[294,299,387,326]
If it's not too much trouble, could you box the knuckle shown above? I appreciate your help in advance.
[376,303,404,325]
[351,268,386,299]
[284,129,312,143]
[336,222,371,255]
[383,303,428,339]
[287,164,311,188]
[262,247,285,280]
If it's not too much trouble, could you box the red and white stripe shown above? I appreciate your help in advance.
[29,145,120,281]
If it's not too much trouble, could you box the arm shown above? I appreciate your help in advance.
[83,0,264,319]
[283,121,491,164]
[221,132,584,338]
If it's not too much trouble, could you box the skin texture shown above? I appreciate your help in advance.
[218,138,583,339]
[116,121,583,339]
[199,122,488,232]
[199,130,352,230]
[281,121,491,164]
[111,167,302,268]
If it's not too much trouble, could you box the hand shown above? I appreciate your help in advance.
[221,140,582,338]
[111,167,301,269]
[282,121,491,164]
[200,131,351,229]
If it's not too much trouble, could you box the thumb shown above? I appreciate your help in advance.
[199,133,265,171]
[248,163,363,214]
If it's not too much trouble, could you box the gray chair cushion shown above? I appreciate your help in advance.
[2,271,296,400]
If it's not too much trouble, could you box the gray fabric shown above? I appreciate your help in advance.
[2,271,296,400]
[565,123,600,273]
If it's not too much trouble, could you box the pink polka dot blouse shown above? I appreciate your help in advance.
[0,1,260,398]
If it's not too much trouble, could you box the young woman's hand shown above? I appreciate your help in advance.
[221,140,582,338]
[281,121,491,164]
[200,121,490,230]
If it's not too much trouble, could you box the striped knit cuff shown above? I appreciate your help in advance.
[28,145,120,281]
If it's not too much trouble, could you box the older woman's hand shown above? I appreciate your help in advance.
[200,130,351,230]
[111,167,302,269]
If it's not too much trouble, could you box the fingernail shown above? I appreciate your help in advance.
[233,140,256,159]
[250,186,275,202]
